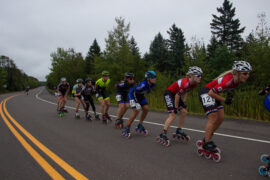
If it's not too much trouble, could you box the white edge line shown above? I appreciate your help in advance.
[35,87,270,144]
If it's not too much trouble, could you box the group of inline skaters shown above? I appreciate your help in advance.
[55,60,266,164]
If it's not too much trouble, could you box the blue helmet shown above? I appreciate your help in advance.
[145,71,157,79]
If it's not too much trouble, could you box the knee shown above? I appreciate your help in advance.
[143,106,149,112]
[170,113,177,119]
[180,109,188,116]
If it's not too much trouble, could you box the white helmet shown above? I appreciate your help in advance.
[187,66,203,75]
[232,61,252,72]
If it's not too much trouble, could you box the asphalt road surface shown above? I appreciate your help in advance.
[0,87,270,180]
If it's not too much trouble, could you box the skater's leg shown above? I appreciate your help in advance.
[99,99,105,116]
[116,103,125,119]
[214,109,224,131]
[139,105,149,124]
[75,97,81,113]
[122,103,130,117]
[204,112,218,142]
[105,99,110,114]
[177,108,188,128]
[127,108,139,126]
[163,113,177,132]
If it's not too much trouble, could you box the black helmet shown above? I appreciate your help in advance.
[85,78,92,83]
[76,78,83,83]
[125,72,134,78]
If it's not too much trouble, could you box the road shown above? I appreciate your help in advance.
[0,87,270,180]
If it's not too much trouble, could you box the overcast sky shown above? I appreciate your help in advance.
[0,0,269,81]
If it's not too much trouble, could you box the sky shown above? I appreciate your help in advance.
[0,0,269,81]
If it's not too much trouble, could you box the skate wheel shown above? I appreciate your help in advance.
[185,136,191,142]
[144,130,148,136]
[196,140,203,147]
[126,133,131,138]
[204,151,212,159]
[197,147,204,157]
[261,154,270,163]
[213,153,221,163]
[216,147,221,154]
[259,166,268,176]
[164,140,170,147]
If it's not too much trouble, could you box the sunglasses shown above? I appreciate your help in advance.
[241,72,250,76]
[103,75,109,77]
[194,74,202,78]
[128,77,134,80]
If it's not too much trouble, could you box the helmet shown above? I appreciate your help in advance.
[232,61,252,72]
[187,66,203,75]
[125,72,134,78]
[102,71,110,76]
[76,78,83,83]
[60,77,67,82]
[145,71,157,79]
[85,78,92,83]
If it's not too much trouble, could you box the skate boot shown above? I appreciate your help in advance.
[75,112,80,119]
[105,113,112,121]
[172,128,190,142]
[156,133,170,147]
[135,124,148,136]
[85,114,92,121]
[95,114,100,120]
[197,141,221,162]
[62,107,68,113]
[115,119,124,129]
[102,115,108,124]
[121,126,131,138]
[259,154,270,177]
[57,110,65,117]
[196,139,221,154]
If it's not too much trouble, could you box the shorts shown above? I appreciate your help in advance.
[128,89,148,108]
[199,87,224,116]
[96,90,110,101]
[72,94,82,99]
[164,90,186,113]
[116,93,129,104]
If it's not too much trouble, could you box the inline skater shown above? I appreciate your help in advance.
[56,77,70,115]
[122,71,156,138]
[115,72,135,128]
[258,85,270,177]
[72,78,86,118]
[95,71,111,123]
[197,61,252,162]
[81,78,99,120]
[25,86,30,95]
[157,66,203,146]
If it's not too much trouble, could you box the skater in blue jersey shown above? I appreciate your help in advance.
[121,71,156,138]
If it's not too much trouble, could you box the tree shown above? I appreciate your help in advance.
[210,0,245,51]
[167,24,186,75]
[207,35,219,58]
[85,39,101,75]
[147,33,170,72]
[129,36,140,58]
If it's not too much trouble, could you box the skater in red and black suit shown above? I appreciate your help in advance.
[197,61,252,162]
[157,66,203,146]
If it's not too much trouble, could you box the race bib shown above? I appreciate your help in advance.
[201,93,215,107]
[130,100,136,107]
[96,93,99,98]
[116,95,122,102]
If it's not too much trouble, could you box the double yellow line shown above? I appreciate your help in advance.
[0,95,89,180]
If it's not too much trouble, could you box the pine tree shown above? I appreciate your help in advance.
[207,35,219,58]
[85,39,101,74]
[148,33,170,72]
[167,24,186,75]
[210,0,245,51]
[129,36,140,58]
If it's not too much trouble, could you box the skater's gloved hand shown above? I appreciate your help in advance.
[182,102,187,109]
[173,108,178,114]
[224,93,233,105]
[135,103,141,110]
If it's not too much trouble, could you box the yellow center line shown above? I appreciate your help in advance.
[0,98,65,180]
[3,95,89,180]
